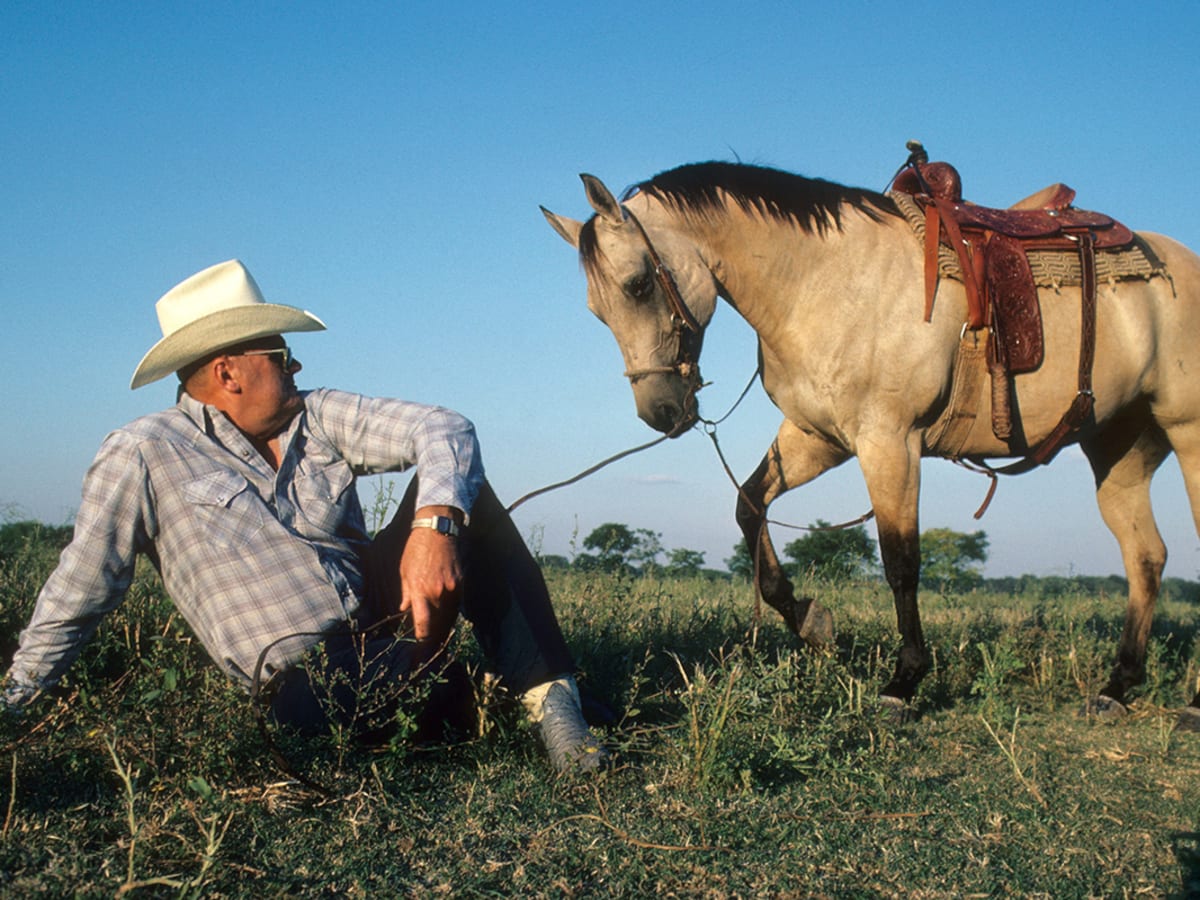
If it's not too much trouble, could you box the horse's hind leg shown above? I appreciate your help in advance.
[1080,414,1171,714]
[736,419,849,647]
[1156,420,1200,715]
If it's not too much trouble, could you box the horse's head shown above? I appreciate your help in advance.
[542,174,719,436]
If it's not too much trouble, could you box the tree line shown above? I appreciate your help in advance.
[535,520,1200,603]
[3,518,1198,604]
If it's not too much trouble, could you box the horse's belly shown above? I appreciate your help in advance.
[949,277,1170,458]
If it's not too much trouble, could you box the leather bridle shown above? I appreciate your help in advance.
[616,207,706,437]
[619,207,705,388]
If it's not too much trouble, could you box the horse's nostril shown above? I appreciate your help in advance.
[654,402,682,432]
[636,399,678,433]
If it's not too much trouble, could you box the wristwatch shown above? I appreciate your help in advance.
[411,515,461,537]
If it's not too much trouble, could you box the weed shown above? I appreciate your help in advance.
[978,706,1046,807]
[668,650,744,789]
[971,639,1024,718]
[364,477,401,537]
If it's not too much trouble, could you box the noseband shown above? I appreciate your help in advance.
[621,208,705,391]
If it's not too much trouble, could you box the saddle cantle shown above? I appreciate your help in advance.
[891,143,1136,462]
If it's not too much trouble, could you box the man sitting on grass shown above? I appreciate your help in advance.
[2,259,607,773]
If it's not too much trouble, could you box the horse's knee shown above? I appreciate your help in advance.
[735,490,761,537]
[876,521,919,572]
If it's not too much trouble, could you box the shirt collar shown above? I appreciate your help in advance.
[175,391,215,433]
[174,389,309,465]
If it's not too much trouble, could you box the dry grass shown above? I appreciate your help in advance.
[1,535,1198,897]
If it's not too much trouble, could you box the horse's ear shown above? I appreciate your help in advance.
[540,206,583,247]
[580,173,625,224]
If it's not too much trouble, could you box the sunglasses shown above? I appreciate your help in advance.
[239,346,295,370]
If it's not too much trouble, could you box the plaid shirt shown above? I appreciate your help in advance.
[5,388,484,703]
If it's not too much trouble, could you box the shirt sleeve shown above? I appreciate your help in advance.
[305,389,485,515]
[5,430,155,700]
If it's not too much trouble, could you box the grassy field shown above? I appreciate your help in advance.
[1,529,1199,897]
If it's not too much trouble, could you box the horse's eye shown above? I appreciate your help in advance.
[625,272,654,300]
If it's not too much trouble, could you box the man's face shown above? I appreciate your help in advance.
[225,336,304,440]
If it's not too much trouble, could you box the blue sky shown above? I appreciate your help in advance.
[3,1,1199,579]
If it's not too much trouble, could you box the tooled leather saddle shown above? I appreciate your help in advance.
[890,142,1135,463]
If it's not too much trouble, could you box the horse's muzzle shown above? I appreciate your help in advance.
[639,400,696,436]
[632,366,702,436]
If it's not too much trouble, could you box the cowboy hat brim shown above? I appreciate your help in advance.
[130,304,326,389]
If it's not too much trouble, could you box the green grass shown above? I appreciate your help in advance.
[1,535,1199,897]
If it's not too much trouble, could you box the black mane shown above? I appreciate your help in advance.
[628,161,896,235]
[577,161,897,275]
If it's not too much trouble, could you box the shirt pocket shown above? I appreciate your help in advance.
[292,460,359,540]
[182,470,265,548]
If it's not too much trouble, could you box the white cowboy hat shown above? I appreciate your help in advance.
[130,259,326,389]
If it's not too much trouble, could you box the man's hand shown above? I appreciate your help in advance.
[1,678,34,721]
[399,505,464,645]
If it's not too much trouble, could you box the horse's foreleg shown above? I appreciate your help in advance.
[1082,417,1170,714]
[736,419,849,647]
[857,433,926,703]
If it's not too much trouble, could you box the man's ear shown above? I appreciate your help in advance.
[211,357,243,394]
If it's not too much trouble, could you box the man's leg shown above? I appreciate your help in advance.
[270,631,409,737]
[365,478,608,771]
[365,478,574,693]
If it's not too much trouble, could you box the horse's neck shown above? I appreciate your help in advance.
[696,208,917,333]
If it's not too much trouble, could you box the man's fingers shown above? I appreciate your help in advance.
[399,528,462,642]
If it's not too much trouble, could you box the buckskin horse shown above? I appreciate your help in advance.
[542,149,1200,726]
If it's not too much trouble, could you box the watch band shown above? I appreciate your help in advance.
[411,515,461,537]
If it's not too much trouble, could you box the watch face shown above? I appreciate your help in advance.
[437,517,453,535]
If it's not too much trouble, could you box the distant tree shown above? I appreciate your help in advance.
[664,547,706,578]
[783,521,876,581]
[579,523,668,574]
[726,539,754,581]
[1163,577,1200,605]
[582,522,638,572]
[571,553,604,573]
[0,521,73,563]
[535,553,570,572]
[920,528,988,592]
[628,528,664,574]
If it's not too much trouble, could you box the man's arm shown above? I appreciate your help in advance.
[306,390,485,514]
[306,390,486,641]
[5,432,152,705]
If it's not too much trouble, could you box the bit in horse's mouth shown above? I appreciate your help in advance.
[665,408,699,438]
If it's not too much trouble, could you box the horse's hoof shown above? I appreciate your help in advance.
[1175,706,1200,733]
[876,694,915,724]
[1082,694,1128,721]
[798,599,835,650]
